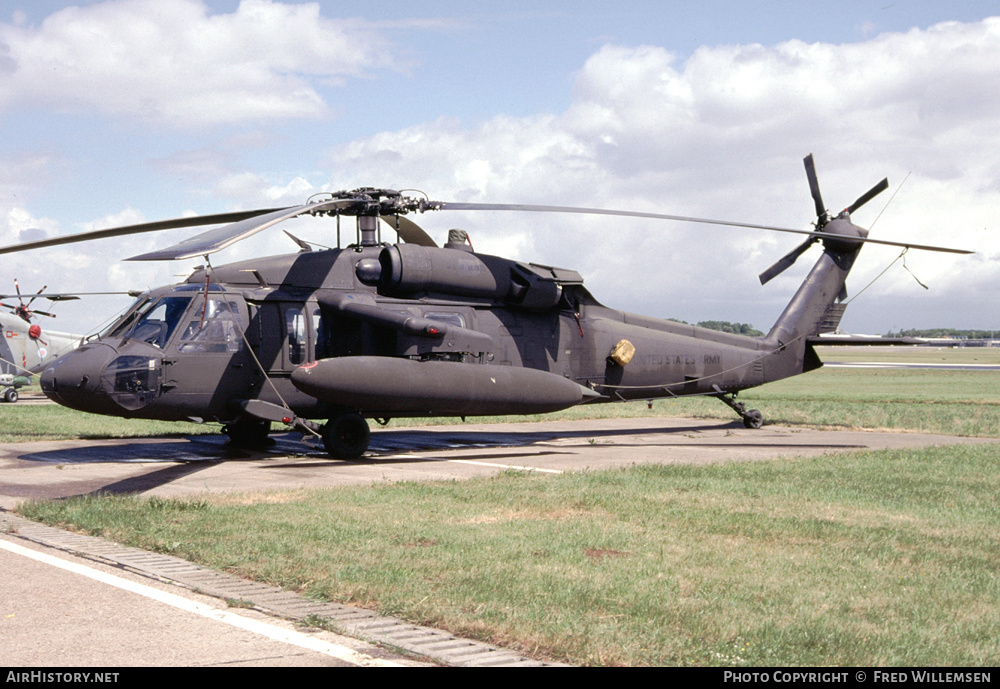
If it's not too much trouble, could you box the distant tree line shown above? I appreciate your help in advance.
[884,328,998,340]
[667,323,997,339]
[669,319,765,337]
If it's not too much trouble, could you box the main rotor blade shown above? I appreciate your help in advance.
[379,215,438,247]
[0,292,128,301]
[126,199,356,261]
[846,178,889,215]
[0,208,287,258]
[758,237,818,285]
[0,187,975,262]
[436,201,810,232]
[25,284,46,309]
[804,154,827,222]
[433,202,973,255]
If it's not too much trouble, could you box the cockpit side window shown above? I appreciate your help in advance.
[178,297,245,353]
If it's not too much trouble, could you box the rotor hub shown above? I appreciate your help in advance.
[820,216,869,254]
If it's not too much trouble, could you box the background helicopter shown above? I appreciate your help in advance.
[0,155,971,456]
[0,281,91,403]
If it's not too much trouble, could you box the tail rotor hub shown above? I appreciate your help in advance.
[1,280,59,323]
[758,155,889,285]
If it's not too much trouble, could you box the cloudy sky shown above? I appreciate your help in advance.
[1,0,997,336]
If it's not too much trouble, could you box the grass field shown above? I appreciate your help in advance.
[814,345,1000,365]
[10,347,1000,666]
[0,400,211,443]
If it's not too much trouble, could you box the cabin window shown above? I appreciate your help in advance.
[285,306,307,365]
[178,298,244,353]
[312,308,329,360]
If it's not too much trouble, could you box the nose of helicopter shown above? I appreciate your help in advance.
[42,341,167,414]
[40,343,118,412]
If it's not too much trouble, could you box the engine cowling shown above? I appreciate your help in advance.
[376,244,581,311]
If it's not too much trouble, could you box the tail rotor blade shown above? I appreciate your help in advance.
[846,178,889,215]
[759,237,817,285]
[804,154,827,224]
[25,284,47,309]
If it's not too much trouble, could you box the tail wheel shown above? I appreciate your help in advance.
[322,413,370,459]
[3,388,18,403]
[743,409,764,429]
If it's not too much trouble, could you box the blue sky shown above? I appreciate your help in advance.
[1,0,998,335]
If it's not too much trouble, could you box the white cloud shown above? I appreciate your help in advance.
[0,0,401,128]
[319,18,1000,332]
[1,205,60,245]
[1,203,132,332]
[5,11,998,334]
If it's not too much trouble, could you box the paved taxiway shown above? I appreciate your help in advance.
[3,416,996,507]
[0,532,430,667]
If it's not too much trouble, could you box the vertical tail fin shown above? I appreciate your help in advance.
[760,154,888,350]
[761,229,862,350]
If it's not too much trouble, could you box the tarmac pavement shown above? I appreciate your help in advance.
[2,416,997,508]
[0,531,431,667]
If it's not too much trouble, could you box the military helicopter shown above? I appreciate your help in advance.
[0,155,972,456]
[0,281,95,402]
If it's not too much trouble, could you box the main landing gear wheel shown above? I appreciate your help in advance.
[3,388,18,403]
[742,409,764,429]
[322,413,370,459]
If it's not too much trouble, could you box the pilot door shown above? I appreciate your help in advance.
[157,292,253,416]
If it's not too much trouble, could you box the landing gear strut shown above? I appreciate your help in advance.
[713,387,764,429]
[322,413,371,459]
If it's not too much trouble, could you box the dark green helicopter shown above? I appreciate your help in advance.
[0,155,971,458]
